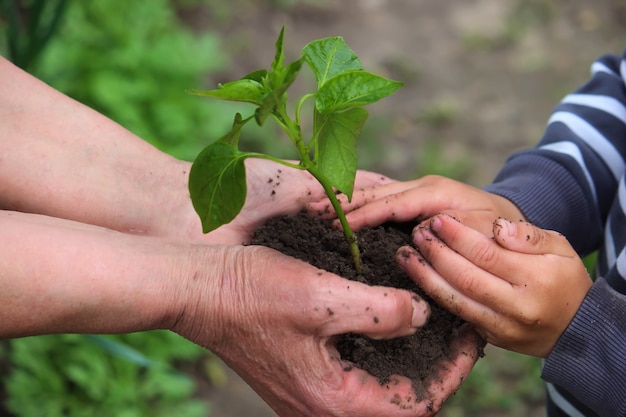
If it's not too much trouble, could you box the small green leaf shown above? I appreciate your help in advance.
[255,58,303,126]
[187,78,265,105]
[218,113,253,147]
[281,58,304,92]
[242,69,268,83]
[302,36,362,87]
[316,107,368,200]
[189,142,249,233]
[316,71,403,114]
[272,26,286,72]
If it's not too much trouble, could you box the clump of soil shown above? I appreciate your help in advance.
[250,212,467,391]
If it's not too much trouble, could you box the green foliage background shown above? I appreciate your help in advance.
[0,0,231,416]
[27,0,229,162]
[4,333,208,417]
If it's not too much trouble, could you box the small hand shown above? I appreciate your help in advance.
[397,213,593,357]
[309,175,524,235]
[172,245,481,417]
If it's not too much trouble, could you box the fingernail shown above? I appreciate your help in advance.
[501,218,517,236]
[413,226,430,245]
[396,245,415,264]
[415,231,424,246]
[430,216,442,231]
[411,296,430,328]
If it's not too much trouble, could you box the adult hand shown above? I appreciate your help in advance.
[0,57,391,246]
[0,205,478,417]
[309,175,524,235]
[170,243,482,417]
[199,158,394,244]
[397,213,593,357]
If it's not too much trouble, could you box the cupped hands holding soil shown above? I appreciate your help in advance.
[250,212,484,401]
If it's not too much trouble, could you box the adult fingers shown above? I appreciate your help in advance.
[228,314,428,417]
[423,324,484,410]
[308,272,431,340]
[335,367,450,416]
[338,324,481,416]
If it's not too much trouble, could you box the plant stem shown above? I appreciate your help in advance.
[274,102,363,274]
[295,93,316,127]
[307,166,362,274]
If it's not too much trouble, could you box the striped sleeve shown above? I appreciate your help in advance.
[484,53,626,256]
[484,51,626,417]
[542,277,626,417]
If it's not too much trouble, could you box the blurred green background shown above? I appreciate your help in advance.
[2,0,624,416]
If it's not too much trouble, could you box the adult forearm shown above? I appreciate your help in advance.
[0,210,206,338]
[0,56,196,238]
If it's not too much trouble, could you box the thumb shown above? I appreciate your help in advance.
[493,218,572,257]
[317,278,431,340]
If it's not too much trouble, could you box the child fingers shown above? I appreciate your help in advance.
[492,218,576,257]
[425,214,534,285]
[307,180,414,220]
[395,245,502,331]
[343,190,428,230]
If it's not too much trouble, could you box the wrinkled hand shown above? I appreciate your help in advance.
[397,213,593,357]
[198,158,394,244]
[309,175,524,235]
[171,244,482,417]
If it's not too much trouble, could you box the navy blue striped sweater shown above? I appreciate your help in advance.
[484,51,626,417]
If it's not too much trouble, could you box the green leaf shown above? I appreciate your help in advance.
[316,107,368,200]
[187,78,265,105]
[280,58,304,92]
[218,113,253,147]
[242,69,268,83]
[302,36,363,87]
[316,71,403,114]
[249,27,304,126]
[255,58,303,125]
[272,26,286,72]
[189,142,249,233]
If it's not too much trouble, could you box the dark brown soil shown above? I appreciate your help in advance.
[250,212,465,391]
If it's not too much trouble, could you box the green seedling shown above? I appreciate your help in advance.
[188,27,402,273]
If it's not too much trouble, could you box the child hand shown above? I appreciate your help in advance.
[308,175,524,236]
[397,213,593,357]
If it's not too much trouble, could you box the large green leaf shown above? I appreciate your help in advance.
[189,142,249,233]
[316,71,403,114]
[316,107,368,200]
[302,36,362,87]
